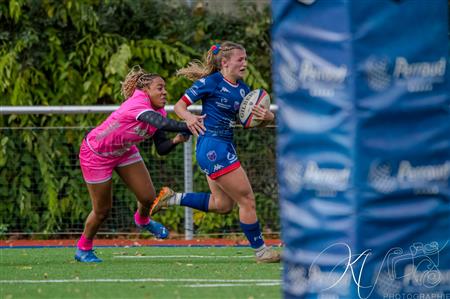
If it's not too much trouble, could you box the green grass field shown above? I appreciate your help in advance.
[0,246,282,299]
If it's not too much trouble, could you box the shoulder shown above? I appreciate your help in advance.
[124,90,150,106]
[190,73,221,93]
[201,72,222,87]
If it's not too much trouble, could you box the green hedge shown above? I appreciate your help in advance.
[0,0,279,236]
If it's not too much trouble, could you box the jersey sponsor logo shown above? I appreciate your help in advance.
[240,89,246,98]
[227,152,237,163]
[95,121,120,141]
[220,87,230,93]
[213,164,224,172]
[134,125,151,138]
[207,150,217,161]
[216,98,231,109]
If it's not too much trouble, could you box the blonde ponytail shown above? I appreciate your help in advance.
[177,41,245,81]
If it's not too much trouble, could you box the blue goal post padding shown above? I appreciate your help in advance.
[272,0,450,298]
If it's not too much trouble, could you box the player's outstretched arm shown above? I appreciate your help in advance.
[151,130,189,155]
[137,110,191,134]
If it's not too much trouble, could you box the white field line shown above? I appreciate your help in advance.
[0,278,280,284]
[113,255,253,259]
[183,282,281,288]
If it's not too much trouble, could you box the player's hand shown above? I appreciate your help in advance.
[172,133,190,144]
[252,105,274,121]
[186,114,206,137]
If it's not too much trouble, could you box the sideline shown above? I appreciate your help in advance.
[0,239,283,248]
[0,278,281,286]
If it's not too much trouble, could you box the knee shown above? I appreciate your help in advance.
[215,203,234,214]
[210,194,234,214]
[93,208,111,222]
[238,194,256,211]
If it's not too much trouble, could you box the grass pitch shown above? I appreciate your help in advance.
[0,246,282,299]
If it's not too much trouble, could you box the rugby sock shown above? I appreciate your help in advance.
[167,193,182,206]
[180,193,210,212]
[77,234,93,251]
[240,221,265,249]
[134,210,150,226]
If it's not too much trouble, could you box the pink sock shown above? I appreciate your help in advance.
[77,234,93,251]
[134,211,150,226]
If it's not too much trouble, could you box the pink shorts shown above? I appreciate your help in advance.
[79,139,143,184]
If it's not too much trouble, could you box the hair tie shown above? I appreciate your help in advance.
[210,43,221,55]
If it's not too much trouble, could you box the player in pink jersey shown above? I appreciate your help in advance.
[76,66,192,263]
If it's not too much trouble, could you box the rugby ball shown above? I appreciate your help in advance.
[239,89,271,128]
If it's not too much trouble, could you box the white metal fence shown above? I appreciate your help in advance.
[0,105,279,240]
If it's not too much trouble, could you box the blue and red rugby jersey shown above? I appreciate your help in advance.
[181,72,251,142]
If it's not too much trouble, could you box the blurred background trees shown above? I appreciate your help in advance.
[1,0,271,110]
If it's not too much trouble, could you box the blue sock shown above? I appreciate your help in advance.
[180,193,210,212]
[240,221,265,249]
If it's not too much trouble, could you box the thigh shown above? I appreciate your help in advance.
[79,140,115,184]
[86,180,113,213]
[213,166,255,205]
[115,160,156,201]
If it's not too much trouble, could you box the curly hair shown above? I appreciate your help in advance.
[177,41,245,81]
[121,65,161,99]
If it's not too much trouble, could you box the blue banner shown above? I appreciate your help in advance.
[272,0,450,298]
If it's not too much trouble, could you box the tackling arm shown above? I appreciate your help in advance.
[137,110,191,134]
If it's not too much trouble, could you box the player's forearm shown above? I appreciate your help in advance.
[152,130,177,155]
[137,110,190,133]
[174,100,194,121]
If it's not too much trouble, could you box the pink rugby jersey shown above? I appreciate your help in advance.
[85,89,166,157]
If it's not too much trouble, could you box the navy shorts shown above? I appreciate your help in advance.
[196,136,241,180]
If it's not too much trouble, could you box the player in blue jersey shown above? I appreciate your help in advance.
[151,41,280,263]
